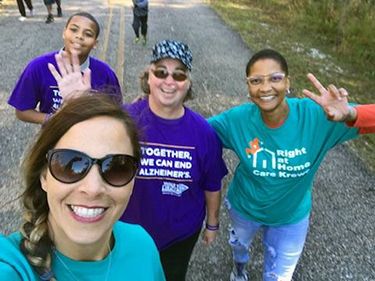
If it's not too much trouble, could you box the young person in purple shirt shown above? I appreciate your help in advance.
[48,39,228,281]
[8,12,122,125]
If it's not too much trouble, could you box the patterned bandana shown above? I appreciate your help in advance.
[151,40,193,71]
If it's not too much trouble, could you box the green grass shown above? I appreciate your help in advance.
[207,0,375,171]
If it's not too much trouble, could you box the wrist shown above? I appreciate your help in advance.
[344,106,357,122]
[43,112,53,126]
[205,223,219,231]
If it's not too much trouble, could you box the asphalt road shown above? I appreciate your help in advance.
[0,0,374,280]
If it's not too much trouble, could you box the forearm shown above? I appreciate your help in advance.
[204,190,221,226]
[15,109,47,124]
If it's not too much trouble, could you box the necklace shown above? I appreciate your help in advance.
[53,243,112,281]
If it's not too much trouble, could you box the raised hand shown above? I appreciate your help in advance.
[48,51,92,102]
[303,73,357,122]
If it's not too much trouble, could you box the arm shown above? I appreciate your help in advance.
[202,190,221,245]
[302,73,356,122]
[15,109,48,124]
[348,104,375,134]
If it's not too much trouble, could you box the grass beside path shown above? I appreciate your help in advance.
[208,0,375,172]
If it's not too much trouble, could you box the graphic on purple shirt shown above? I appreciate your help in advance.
[8,51,122,113]
[120,99,227,250]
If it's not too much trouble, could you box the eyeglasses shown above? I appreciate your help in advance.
[151,68,188,82]
[46,149,138,187]
[246,72,286,86]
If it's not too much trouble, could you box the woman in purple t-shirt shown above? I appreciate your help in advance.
[8,12,122,125]
[48,39,228,281]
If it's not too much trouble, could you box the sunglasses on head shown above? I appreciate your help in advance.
[151,68,188,82]
[46,149,138,187]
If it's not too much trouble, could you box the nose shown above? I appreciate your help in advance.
[75,32,84,40]
[77,165,107,196]
[163,72,176,83]
[259,79,272,92]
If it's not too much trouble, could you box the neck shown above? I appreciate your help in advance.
[64,50,87,66]
[148,98,185,119]
[261,101,289,128]
[50,224,113,261]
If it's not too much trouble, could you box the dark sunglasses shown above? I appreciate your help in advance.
[46,149,138,187]
[151,68,188,82]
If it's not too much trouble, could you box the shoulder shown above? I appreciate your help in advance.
[29,51,57,65]
[114,221,152,242]
[208,102,253,124]
[123,98,148,117]
[22,51,57,71]
[184,107,208,123]
[222,102,254,116]
[289,97,319,109]
[288,97,325,117]
[183,107,220,135]
[0,233,35,280]
[0,232,22,250]
[113,222,157,253]
[89,56,114,71]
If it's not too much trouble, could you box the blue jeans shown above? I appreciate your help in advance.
[226,200,309,281]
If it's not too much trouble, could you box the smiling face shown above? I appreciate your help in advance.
[247,58,290,116]
[62,15,98,63]
[147,58,191,119]
[40,116,134,258]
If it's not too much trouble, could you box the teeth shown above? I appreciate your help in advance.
[260,96,275,101]
[161,89,175,93]
[71,205,105,218]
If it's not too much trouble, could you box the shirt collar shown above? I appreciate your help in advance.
[59,48,90,71]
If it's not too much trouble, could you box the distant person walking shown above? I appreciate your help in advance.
[44,0,62,24]
[16,0,33,21]
[132,0,148,45]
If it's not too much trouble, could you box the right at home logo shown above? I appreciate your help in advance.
[245,138,311,178]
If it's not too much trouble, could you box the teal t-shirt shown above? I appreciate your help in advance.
[208,98,358,225]
[0,222,166,281]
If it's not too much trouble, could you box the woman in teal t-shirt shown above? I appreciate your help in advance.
[208,49,373,281]
[0,95,165,281]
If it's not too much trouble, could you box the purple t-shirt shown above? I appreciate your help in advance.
[8,51,122,113]
[121,99,227,250]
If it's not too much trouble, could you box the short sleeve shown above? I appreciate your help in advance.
[200,125,228,191]
[8,61,41,111]
[208,110,235,149]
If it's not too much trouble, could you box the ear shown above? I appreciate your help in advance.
[93,39,99,49]
[40,169,48,192]
[286,76,290,90]
[62,28,66,40]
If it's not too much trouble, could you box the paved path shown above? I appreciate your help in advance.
[0,0,374,280]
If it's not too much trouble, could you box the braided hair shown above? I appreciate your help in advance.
[20,93,140,280]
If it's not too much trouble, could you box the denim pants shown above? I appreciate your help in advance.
[226,200,309,281]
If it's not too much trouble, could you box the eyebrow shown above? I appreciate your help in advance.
[69,23,95,34]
